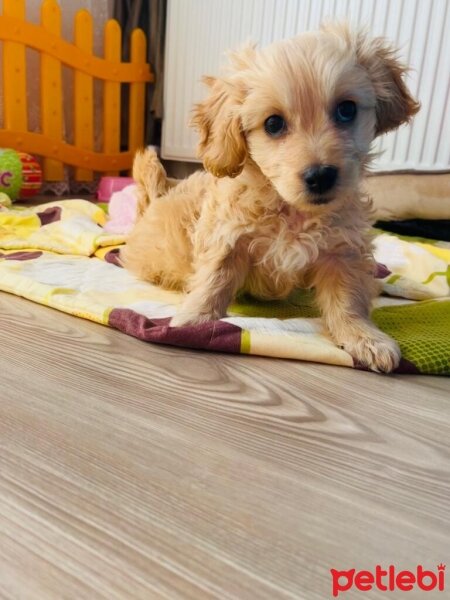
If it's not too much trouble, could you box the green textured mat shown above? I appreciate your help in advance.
[233,291,450,375]
[231,289,320,319]
[373,300,450,375]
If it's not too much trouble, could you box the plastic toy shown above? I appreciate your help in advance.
[97,176,135,202]
[103,184,138,234]
[0,149,42,200]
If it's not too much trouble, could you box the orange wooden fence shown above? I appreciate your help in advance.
[0,0,153,181]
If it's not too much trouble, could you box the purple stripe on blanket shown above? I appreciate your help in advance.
[375,263,391,279]
[109,309,242,353]
[104,248,122,266]
[394,358,421,374]
[0,251,43,261]
[37,206,62,226]
[354,356,420,374]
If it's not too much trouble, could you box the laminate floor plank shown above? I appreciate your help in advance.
[0,292,449,599]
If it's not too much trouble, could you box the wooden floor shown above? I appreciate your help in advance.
[1,291,449,600]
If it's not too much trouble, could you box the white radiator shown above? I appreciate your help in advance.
[162,0,450,172]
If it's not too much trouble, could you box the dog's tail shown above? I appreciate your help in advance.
[133,148,174,217]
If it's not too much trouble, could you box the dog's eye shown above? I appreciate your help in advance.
[334,101,357,124]
[264,115,286,137]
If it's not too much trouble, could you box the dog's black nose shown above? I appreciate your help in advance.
[303,165,338,194]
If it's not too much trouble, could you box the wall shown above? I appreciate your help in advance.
[162,0,450,172]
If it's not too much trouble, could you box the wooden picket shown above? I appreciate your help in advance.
[2,0,27,134]
[103,19,122,176]
[74,9,94,181]
[0,1,153,181]
[40,0,63,180]
[128,28,147,158]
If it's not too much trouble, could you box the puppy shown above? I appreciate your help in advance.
[121,23,419,373]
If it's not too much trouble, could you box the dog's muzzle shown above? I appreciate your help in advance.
[303,164,339,198]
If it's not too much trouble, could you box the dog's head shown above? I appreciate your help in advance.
[191,24,419,209]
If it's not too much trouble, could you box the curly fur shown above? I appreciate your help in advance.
[121,23,419,372]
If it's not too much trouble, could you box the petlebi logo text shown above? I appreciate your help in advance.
[330,564,446,597]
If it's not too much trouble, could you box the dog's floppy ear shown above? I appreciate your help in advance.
[191,76,247,178]
[356,33,420,135]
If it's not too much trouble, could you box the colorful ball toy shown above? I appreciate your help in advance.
[0,148,42,200]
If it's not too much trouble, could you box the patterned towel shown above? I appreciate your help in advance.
[0,199,449,375]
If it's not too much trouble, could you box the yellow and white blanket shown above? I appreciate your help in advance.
[0,199,449,375]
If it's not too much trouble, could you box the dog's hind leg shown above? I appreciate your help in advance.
[133,148,176,216]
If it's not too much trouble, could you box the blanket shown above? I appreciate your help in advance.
[0,199,449,375]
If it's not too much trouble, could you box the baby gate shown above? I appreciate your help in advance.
[0,0,153,181]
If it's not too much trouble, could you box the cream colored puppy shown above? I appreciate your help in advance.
[121,23,419,372]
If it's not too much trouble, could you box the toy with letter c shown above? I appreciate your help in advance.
[0,148,42,200]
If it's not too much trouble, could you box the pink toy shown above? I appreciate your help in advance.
[103,184,138,235]
[97,176,135,202]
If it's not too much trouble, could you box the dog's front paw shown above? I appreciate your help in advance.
[341,330,401,373]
